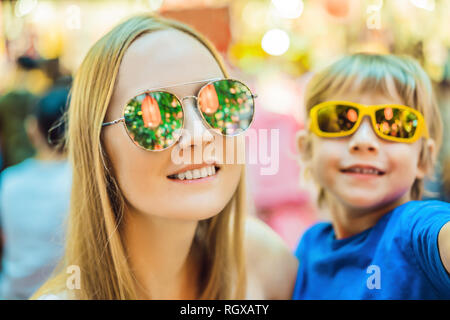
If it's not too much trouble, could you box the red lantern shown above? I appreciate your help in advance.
[199,84,219,115]
[141,94,162,129]
[325,0,349,18]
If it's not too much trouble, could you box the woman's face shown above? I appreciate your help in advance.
[102,29,242,220]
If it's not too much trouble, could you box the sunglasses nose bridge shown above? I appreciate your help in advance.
[180,95,204,124]
[178,96,214,148]
[354,106,375,128]
[348,116,380,150]
[181,95,198,103]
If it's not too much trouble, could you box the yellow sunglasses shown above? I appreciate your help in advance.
[309,101,429,143]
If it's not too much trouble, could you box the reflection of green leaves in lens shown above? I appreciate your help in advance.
[124,92,183,150]
[375,108,417,139]
[318,105,358,133]
[201,80,254,136]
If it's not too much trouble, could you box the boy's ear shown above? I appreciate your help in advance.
[296,129,312,161]
[416,138,436,179]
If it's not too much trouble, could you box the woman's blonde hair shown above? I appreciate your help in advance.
[32,14,247,299]
[301,53,443,208]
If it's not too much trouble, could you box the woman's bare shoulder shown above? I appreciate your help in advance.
[244,216,299,299]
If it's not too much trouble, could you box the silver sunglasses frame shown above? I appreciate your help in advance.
[102,78,257,152]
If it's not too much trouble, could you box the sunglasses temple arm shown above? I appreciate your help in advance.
[102,117,125,127]
[423,122,430,139]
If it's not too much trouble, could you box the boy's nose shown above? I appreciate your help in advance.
[177,97,214,149]
[348,117,380,154]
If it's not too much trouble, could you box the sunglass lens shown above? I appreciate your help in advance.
[198,79,254,136]
[317,104,359,133]
[124,91,183,151]
[375,107,418,139]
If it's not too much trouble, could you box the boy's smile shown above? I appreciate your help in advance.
[340,164,386,177]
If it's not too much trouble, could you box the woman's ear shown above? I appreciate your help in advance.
[296,129,312,162]
[417,138,436,179]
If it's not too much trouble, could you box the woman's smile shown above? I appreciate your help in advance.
[167,164,221,183]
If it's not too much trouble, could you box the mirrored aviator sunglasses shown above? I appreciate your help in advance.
[309,101,429,143]
[102,79,256,151]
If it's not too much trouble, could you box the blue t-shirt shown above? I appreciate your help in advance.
[0,158,72,299]
[293,200,450,299]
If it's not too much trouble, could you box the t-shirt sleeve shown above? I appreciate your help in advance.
[405,201,450,295]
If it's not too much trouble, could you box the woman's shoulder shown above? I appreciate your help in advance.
[244,216,299,299]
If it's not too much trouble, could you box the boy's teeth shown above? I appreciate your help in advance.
[174,166,217,180]
[347,167,380,175]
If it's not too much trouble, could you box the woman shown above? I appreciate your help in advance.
[33,14,297,300]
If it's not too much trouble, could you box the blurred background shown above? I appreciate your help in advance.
[0,0,449,299]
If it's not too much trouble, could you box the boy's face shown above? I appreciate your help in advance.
[303,91,433,212]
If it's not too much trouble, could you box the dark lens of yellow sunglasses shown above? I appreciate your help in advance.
[124,91,184,151]
[317,104,359,133]
[198,79,254,136]
[374,107,418,139]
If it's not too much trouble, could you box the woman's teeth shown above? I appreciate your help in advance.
[170,165,217,180]
[343,167,384,175]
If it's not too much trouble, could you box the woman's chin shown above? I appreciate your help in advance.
[152,204,228,221]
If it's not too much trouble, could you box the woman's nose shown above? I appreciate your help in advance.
[348,117,380,154]
[177,97,214,149]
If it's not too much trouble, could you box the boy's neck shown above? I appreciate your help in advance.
[329,193,411,239]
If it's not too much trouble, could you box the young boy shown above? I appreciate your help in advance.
[294,53,450,299]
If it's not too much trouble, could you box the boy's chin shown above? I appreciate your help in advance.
[338,193,387,211]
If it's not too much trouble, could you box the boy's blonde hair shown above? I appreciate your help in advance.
[302,53,443,208]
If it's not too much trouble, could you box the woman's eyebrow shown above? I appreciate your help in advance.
[122,77,224,108]
[145,77,222,91]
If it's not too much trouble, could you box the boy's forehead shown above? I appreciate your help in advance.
[326,90,406,106]
[325,74,407,106]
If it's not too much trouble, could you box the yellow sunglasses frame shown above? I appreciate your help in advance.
[309,101,429,143]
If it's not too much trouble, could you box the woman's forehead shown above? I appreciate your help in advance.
[112,29,223,108]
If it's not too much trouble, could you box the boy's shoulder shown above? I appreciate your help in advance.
[392,200,450,223]
[397,199,449,211]
[386,200,450,254]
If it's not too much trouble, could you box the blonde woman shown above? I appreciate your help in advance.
[32,14,298,300]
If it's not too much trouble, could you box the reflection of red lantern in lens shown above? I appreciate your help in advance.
[324,0,349,18]
[200,84,219,115]
[384,108,393,121]
[142,94,162,129]
[347,109,358,122]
